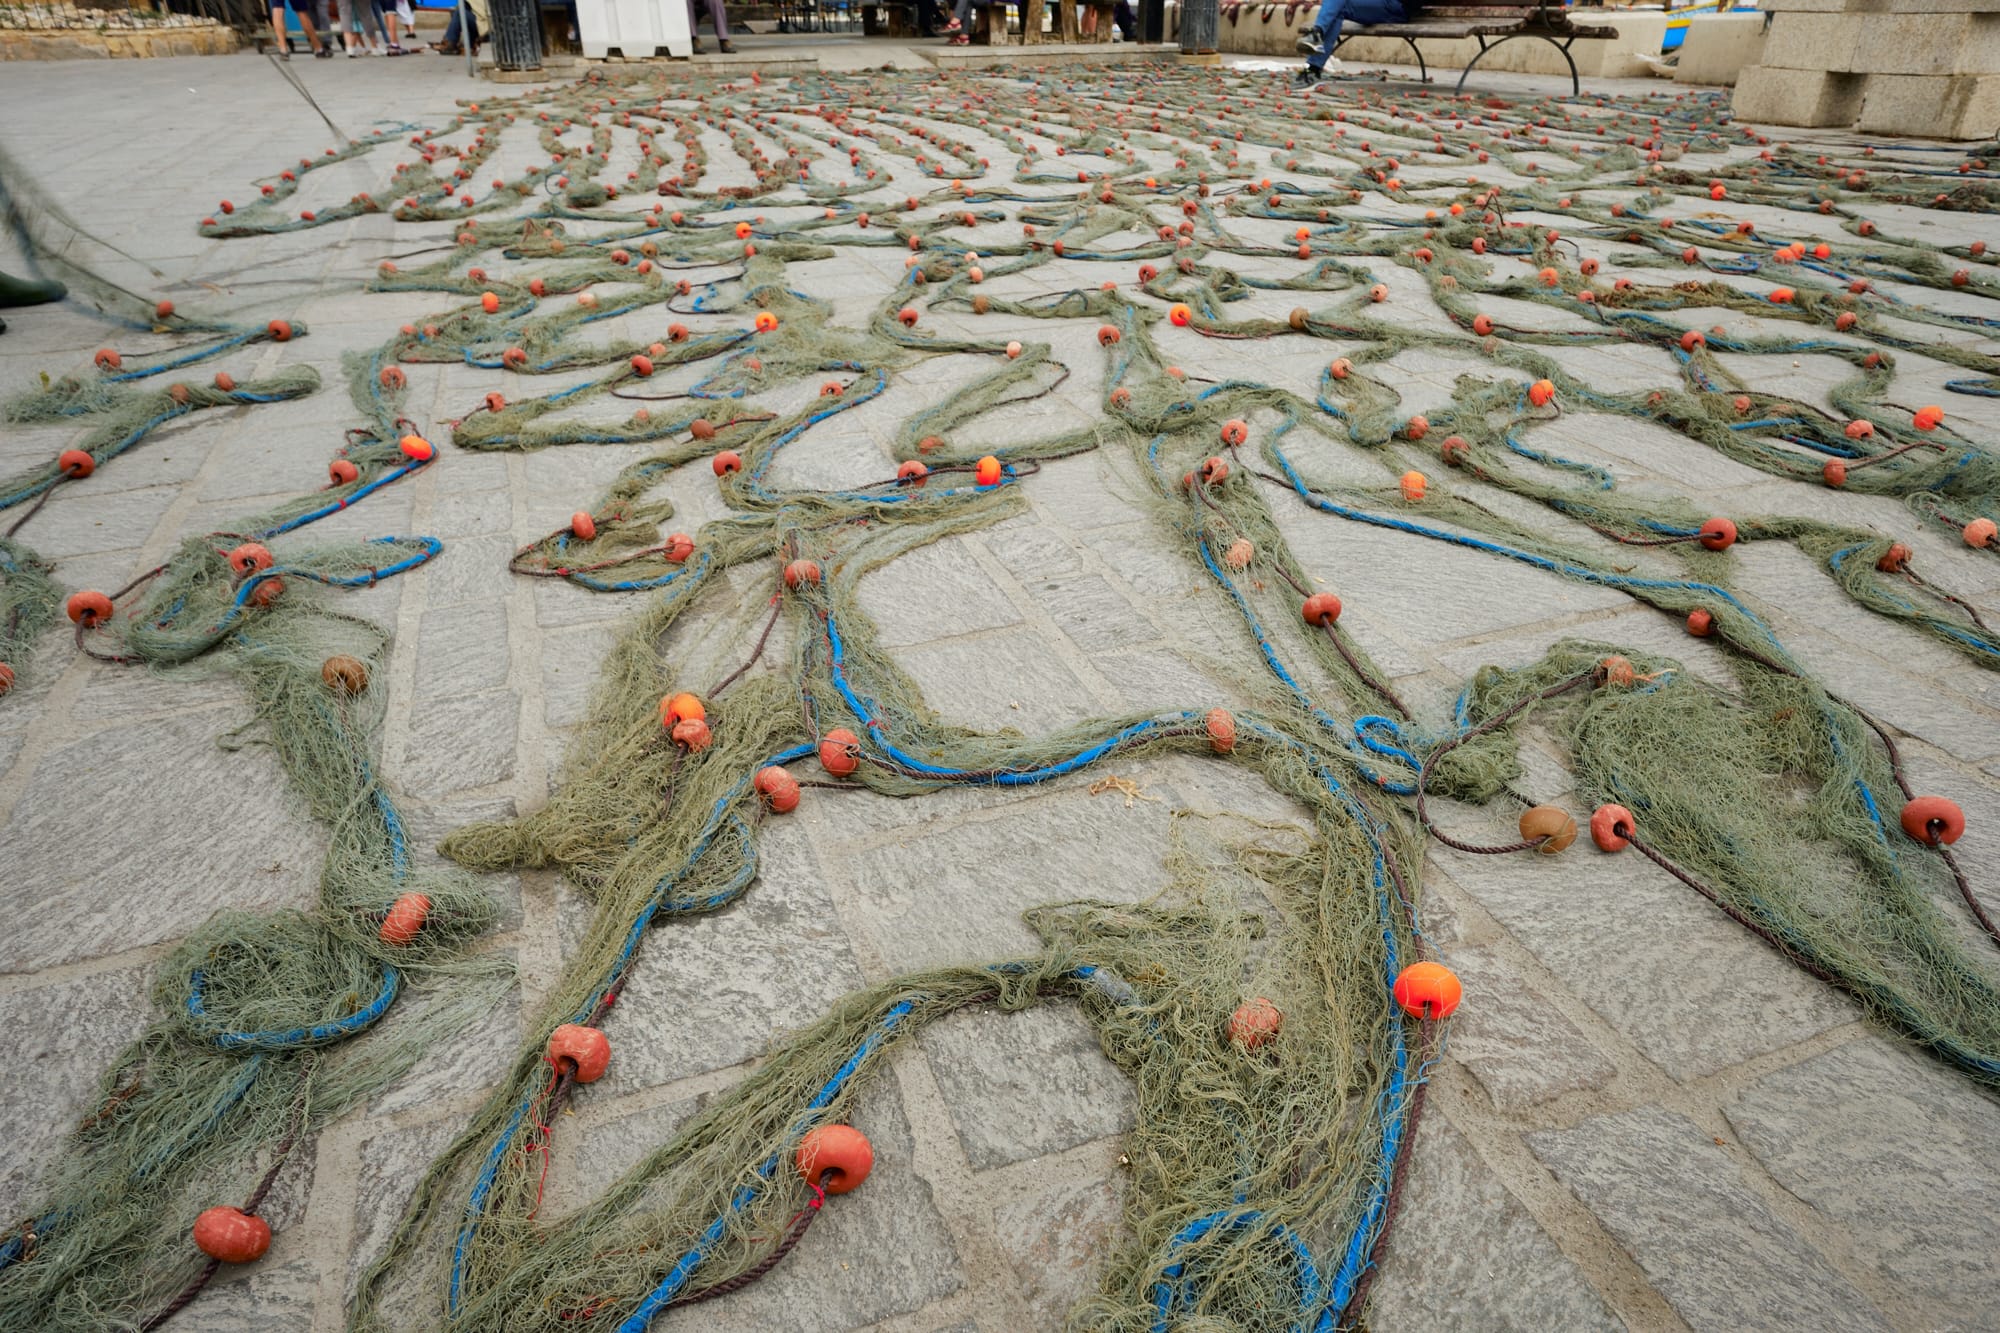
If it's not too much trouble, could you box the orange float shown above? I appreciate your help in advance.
[1206,708,1236,754]
[1519,805,1578,854]
[1900,795,1965,846]
[897,307,919,328]
[1399,471,1427,502]
[380,892,432,945]
[66,591,113,626]
[753,311,780,333]
[1678,330,1704,352]
[630,354,654,377]
[1590,804,1634,852]
[215,372,236,392]
[57,450,95,479]
[1597,656,1635,688]
[1097,325,1121,346]
[1527,379,1556,408]
[399,434,435,462]
[796,1124,874,1194]
[897,460,930,486]
[1220,419,1249,448]
[267,320,293,342]
[0,663,12,696]
[784,559,821,589]
[546,1023,612,1083]
[1169,303,1192,326]
[1822,461,1847,487]
[691,419,718,441]
[1198,457,1229,487]
[662,533,694,562]
[1914,405,1945,431]
[1686,608,1716,637]
[192,1207,271,1265]
[661,692,705,728]
[1964,519,1997,549]
[975,456,1003,486]
[94,348,122,371]
[755,765,801,813]
[378,366,406,390]
[248,577,284,607]
[1329,358,1353,380]
[1403,415,1429,441]
[1697,517,1737,551]
[480,291,500,314]
[1392,962,1461,1020]
[321,655,368,694]
[329,459,361,485]
[571,512,597,541]
[819,727,862,777]
[1301,592,1342,626]
[1223,539,1254,570]
[672,718,712,752]
[1876,543,1912,573]
[1439,436,1469,467]
[1228,997,1282,1048]
[227,543,274,576]
[1472,315,1494,336]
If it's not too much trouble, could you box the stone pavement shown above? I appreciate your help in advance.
[2,48,1999,1333]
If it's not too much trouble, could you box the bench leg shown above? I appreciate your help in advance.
[1399,35,1427,83]
[1454,31,1579,97]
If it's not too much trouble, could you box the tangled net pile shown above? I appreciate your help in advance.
[2,58,1998,1333]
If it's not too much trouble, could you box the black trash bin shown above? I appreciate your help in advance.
[489,0,543,70]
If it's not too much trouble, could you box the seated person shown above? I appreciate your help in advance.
[1294,0,1415,85]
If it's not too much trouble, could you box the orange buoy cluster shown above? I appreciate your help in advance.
[661,692,711,752]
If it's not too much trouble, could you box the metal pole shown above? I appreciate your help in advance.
[461,0,475,75]
[1178,0,1213,53]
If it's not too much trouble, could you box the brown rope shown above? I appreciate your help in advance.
[1412,670,1593,855]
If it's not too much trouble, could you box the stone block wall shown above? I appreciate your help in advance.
[1673,12,1765,86]
[1733,0,2000,137]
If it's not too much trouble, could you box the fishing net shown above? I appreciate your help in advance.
[2,57,1998,1333]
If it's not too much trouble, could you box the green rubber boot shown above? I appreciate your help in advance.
[0,269,66,307]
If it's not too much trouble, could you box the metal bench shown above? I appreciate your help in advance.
[1320,0,1618,95]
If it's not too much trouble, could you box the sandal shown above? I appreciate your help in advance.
[942,17,961,30]
[948,32,968,43]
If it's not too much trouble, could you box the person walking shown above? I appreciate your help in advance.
[687,0,735,53]
[270,0,330,57]
[1293,0,1411,84]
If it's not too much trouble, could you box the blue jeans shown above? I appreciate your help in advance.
[1308,0,1406,68]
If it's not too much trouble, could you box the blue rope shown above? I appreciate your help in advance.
[187,969,399,1050]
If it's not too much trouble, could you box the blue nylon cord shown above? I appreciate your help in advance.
[187,968,400,1050]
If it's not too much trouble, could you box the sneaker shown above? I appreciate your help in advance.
[1292,65,1321,87]
[1295,30,1322,55]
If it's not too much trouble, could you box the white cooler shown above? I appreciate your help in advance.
[575,0,691,59]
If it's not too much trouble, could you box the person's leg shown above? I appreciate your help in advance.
[707,0,733,48]
[384,2,400,47]
[333,0,359,52]
[440,8,461,47]
[946,0,969,30]
[270,0,290,52]
[0,271,66,308]
[1113,0,1132,37]
[685,0,704,50]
